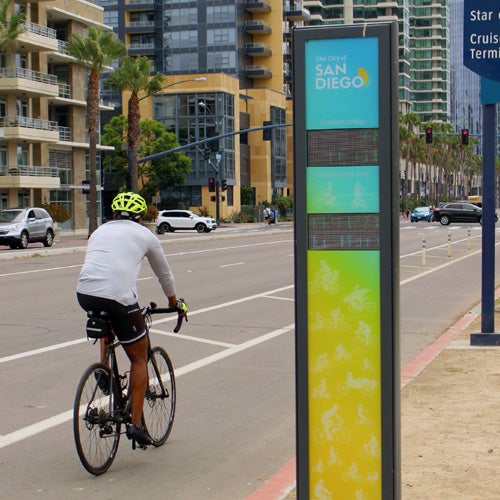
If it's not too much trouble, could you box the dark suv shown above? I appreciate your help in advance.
[432,202,495,226]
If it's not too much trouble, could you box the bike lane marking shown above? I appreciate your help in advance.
[0,285,294,365]
[0,323,294,449]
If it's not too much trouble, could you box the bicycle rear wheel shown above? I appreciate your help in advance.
[73,363,121,475]
[143,346,176,446]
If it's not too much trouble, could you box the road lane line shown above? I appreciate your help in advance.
[0,324,294,449]
[0,285,294,365]
[149,328,236,348]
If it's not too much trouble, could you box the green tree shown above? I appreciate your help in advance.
[101,114,128,185]
[140,119,191,200]
[67,27,124,235]
[101,117,191,201]
[0,0,25,51]
[106,56,163,192]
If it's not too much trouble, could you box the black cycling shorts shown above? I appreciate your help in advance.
[77,292,146,345]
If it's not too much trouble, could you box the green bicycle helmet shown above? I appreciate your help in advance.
[111,192,147,218]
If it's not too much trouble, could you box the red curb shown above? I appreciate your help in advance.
[249,288,500,499]
[246,458,296,500]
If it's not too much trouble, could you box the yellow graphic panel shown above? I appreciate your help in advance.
[308,251,381,499]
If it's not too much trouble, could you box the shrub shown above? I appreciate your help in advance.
[143,205,158,222]
[41,203,70,223]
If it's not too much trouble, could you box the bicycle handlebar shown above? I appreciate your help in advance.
[145,300,188,333]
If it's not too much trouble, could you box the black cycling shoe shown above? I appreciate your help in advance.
[127,424,153,449]
[94,371,109,395]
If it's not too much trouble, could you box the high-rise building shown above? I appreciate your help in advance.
[0,0,111,232]
[303,0,451,123]
[97,1,310,216]
[409,0,450,123]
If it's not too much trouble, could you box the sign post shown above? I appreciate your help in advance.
[463,0,500,342]
[293,23,400,499]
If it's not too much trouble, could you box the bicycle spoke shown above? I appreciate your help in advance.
[73,364,121,475]
[143,347,176,446]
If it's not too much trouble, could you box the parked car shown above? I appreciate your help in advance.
[410,206,432,222]
[432,202,497,226]
[0,207,55,249]
[156,210,217,233]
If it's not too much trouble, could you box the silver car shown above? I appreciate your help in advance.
[0,207,55,249]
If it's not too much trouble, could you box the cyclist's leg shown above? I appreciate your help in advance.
[122,336,148,428]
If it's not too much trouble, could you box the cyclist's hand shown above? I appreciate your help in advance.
[176,298,188,317]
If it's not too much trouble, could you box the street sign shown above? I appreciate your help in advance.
[463,0,500,82]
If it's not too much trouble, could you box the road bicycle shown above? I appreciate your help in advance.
[73,301,187,475]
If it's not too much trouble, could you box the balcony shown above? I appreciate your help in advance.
[47,40,74,64]
[0,165,60,189]
[125,0,155,9]
[243,20,272,35]
[17,22,58,52]
[126,20,155,31]
[244,43,272,57]
[127,42,155,54]
[0,116,59,143]
[244,1,271,13]
[284,2,311,21]
[0,67,58,97]
[245,65,272,79]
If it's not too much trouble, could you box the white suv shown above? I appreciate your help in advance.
[156,210,217,234]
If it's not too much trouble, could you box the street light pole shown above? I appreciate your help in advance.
[199,100,221,222]
[138,76,207,101]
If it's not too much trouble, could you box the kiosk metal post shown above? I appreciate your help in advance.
[293,23,400,499]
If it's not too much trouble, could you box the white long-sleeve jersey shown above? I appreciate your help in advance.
[77,219,176,305]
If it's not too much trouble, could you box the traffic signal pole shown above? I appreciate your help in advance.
[137,123,292,164]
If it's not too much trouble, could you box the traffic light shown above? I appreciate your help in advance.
[263,121,271,141]
[210,196,216,202]
[461,128,469,145]
[208,128,219,152]
[221,179,228,191]
[81,180,90,194]
[208,177,216,192]
[204,148,211,160]
[425,128,432,144]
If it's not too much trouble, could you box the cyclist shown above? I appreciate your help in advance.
[76,192,186,447]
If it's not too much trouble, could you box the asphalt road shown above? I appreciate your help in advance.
[1,221,499,498]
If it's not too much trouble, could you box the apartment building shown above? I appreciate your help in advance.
[97,1,309,217]
[304,0,451,123]
[0,0,111,231]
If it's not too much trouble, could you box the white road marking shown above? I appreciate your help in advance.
[219,262,245,268]
[0,285,294,365]
[0,324,294,449]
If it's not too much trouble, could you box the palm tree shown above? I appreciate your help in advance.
[0,0,25,52]
[107,56,163,193]
[67,27,124,235]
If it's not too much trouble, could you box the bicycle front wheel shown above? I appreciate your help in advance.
[143,346,176,446]
[73,363,121,475]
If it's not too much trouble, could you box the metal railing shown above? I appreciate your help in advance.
[58,82,71,99]
[0,67,58,85]
[0,165,59,177]
[0,116,59,130]
[127,20,155,28]
[128,43,155,50]
[22,21,57,39]
[58,126,72,141]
